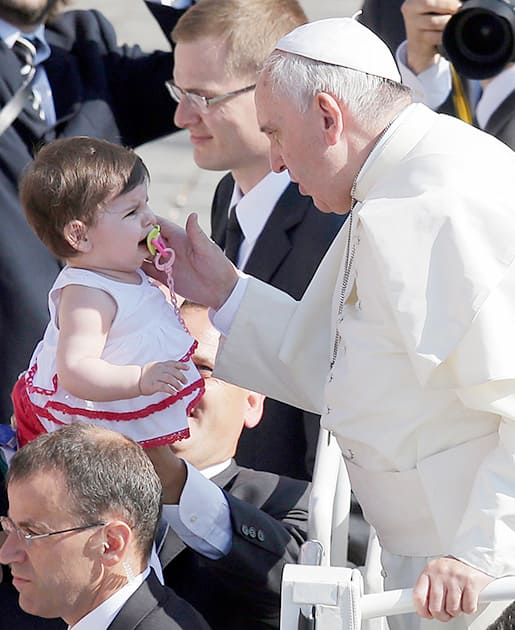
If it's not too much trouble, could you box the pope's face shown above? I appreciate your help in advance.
[255,71,352,214]
[0,0,59,26]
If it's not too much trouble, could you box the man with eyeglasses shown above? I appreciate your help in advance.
[168,0,346,482]
[0,423,209,629]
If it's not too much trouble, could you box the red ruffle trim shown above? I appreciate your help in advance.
[139,427,191,448]
[44,378,204,421]
[12,375,47,448]
[13,339,205,448]
[23,340,204,420]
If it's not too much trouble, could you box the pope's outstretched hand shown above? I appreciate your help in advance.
[152,213,239,310]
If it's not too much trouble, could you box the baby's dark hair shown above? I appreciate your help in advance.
[19,137,149,259]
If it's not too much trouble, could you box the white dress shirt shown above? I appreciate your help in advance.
[68,567,150,630]
[163,460,232,558]
[228,170,291,269]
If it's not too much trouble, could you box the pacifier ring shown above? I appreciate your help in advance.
[146,224,189,334]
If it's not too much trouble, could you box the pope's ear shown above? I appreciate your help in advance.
[64,219,90,252]
[316,92,344,145]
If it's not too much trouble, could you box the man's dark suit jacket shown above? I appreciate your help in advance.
[0,571,208,630]
[0,1,184,424]
[109,570,210,630]
[211,173,345,480]
[159,460,310,630]
[484,89,515,149]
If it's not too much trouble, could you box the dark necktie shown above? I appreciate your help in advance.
[12,36,45,121]
[224,205,244,265]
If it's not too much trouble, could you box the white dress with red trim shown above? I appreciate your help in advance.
[16,266,204,447]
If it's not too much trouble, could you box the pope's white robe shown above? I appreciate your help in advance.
[214,103,515,627]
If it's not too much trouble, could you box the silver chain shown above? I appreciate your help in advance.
[328,119,396,372]
[330,207,356,369]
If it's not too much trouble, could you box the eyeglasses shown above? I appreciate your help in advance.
[0,515,105,545]
[165,80,256,114]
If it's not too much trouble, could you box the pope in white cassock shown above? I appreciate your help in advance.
[156,17,515,630]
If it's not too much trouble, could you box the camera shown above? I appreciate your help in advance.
[442,0,515,79]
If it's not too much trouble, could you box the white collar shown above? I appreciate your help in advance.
[228,170,291,245]
[353,103,435,203]
[200,459,231,479]
[476,64,515,130]
[68,567,150,630]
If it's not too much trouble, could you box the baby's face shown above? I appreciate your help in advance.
[74,183,157,280]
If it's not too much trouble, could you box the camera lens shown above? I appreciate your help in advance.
[456,9,512,62]
[442,0,515,79]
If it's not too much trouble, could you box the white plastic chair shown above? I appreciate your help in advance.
[292,428,386,629]
[282,428,515,629]
[281,565,515,629]
[305,428,350,568]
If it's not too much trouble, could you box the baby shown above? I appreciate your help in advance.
[12,136,204,448]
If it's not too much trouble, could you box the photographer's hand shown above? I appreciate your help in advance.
[402,0,461,74]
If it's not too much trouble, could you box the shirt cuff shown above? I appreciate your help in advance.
[396,40,452,110]
[210,273,249,337]
[162,461,231,559]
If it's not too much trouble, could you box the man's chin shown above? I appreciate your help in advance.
[192,150,229,173]
[0,0,58,27]
[18,593,50,619]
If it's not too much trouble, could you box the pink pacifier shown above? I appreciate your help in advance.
[146,224,188,333]
[146,224,175,271]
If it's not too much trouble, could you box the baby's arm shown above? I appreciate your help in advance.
[56,284,188,401]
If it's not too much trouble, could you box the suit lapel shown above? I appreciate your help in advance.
[210,172,235,248]
[0,43,50,138]
[108,571,164,630]
[158,522,187,567]
[211,459,240,488]
[244,183,310,282]
[0,42,25,92]
[44,44,81,123]
[484,89,515,141]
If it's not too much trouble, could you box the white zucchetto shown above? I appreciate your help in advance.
[275,17,402,83]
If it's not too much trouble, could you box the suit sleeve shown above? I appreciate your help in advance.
[84,3,186,147]
[201,472,310,619]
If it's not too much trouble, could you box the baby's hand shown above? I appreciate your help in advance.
[138,360,189,396]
